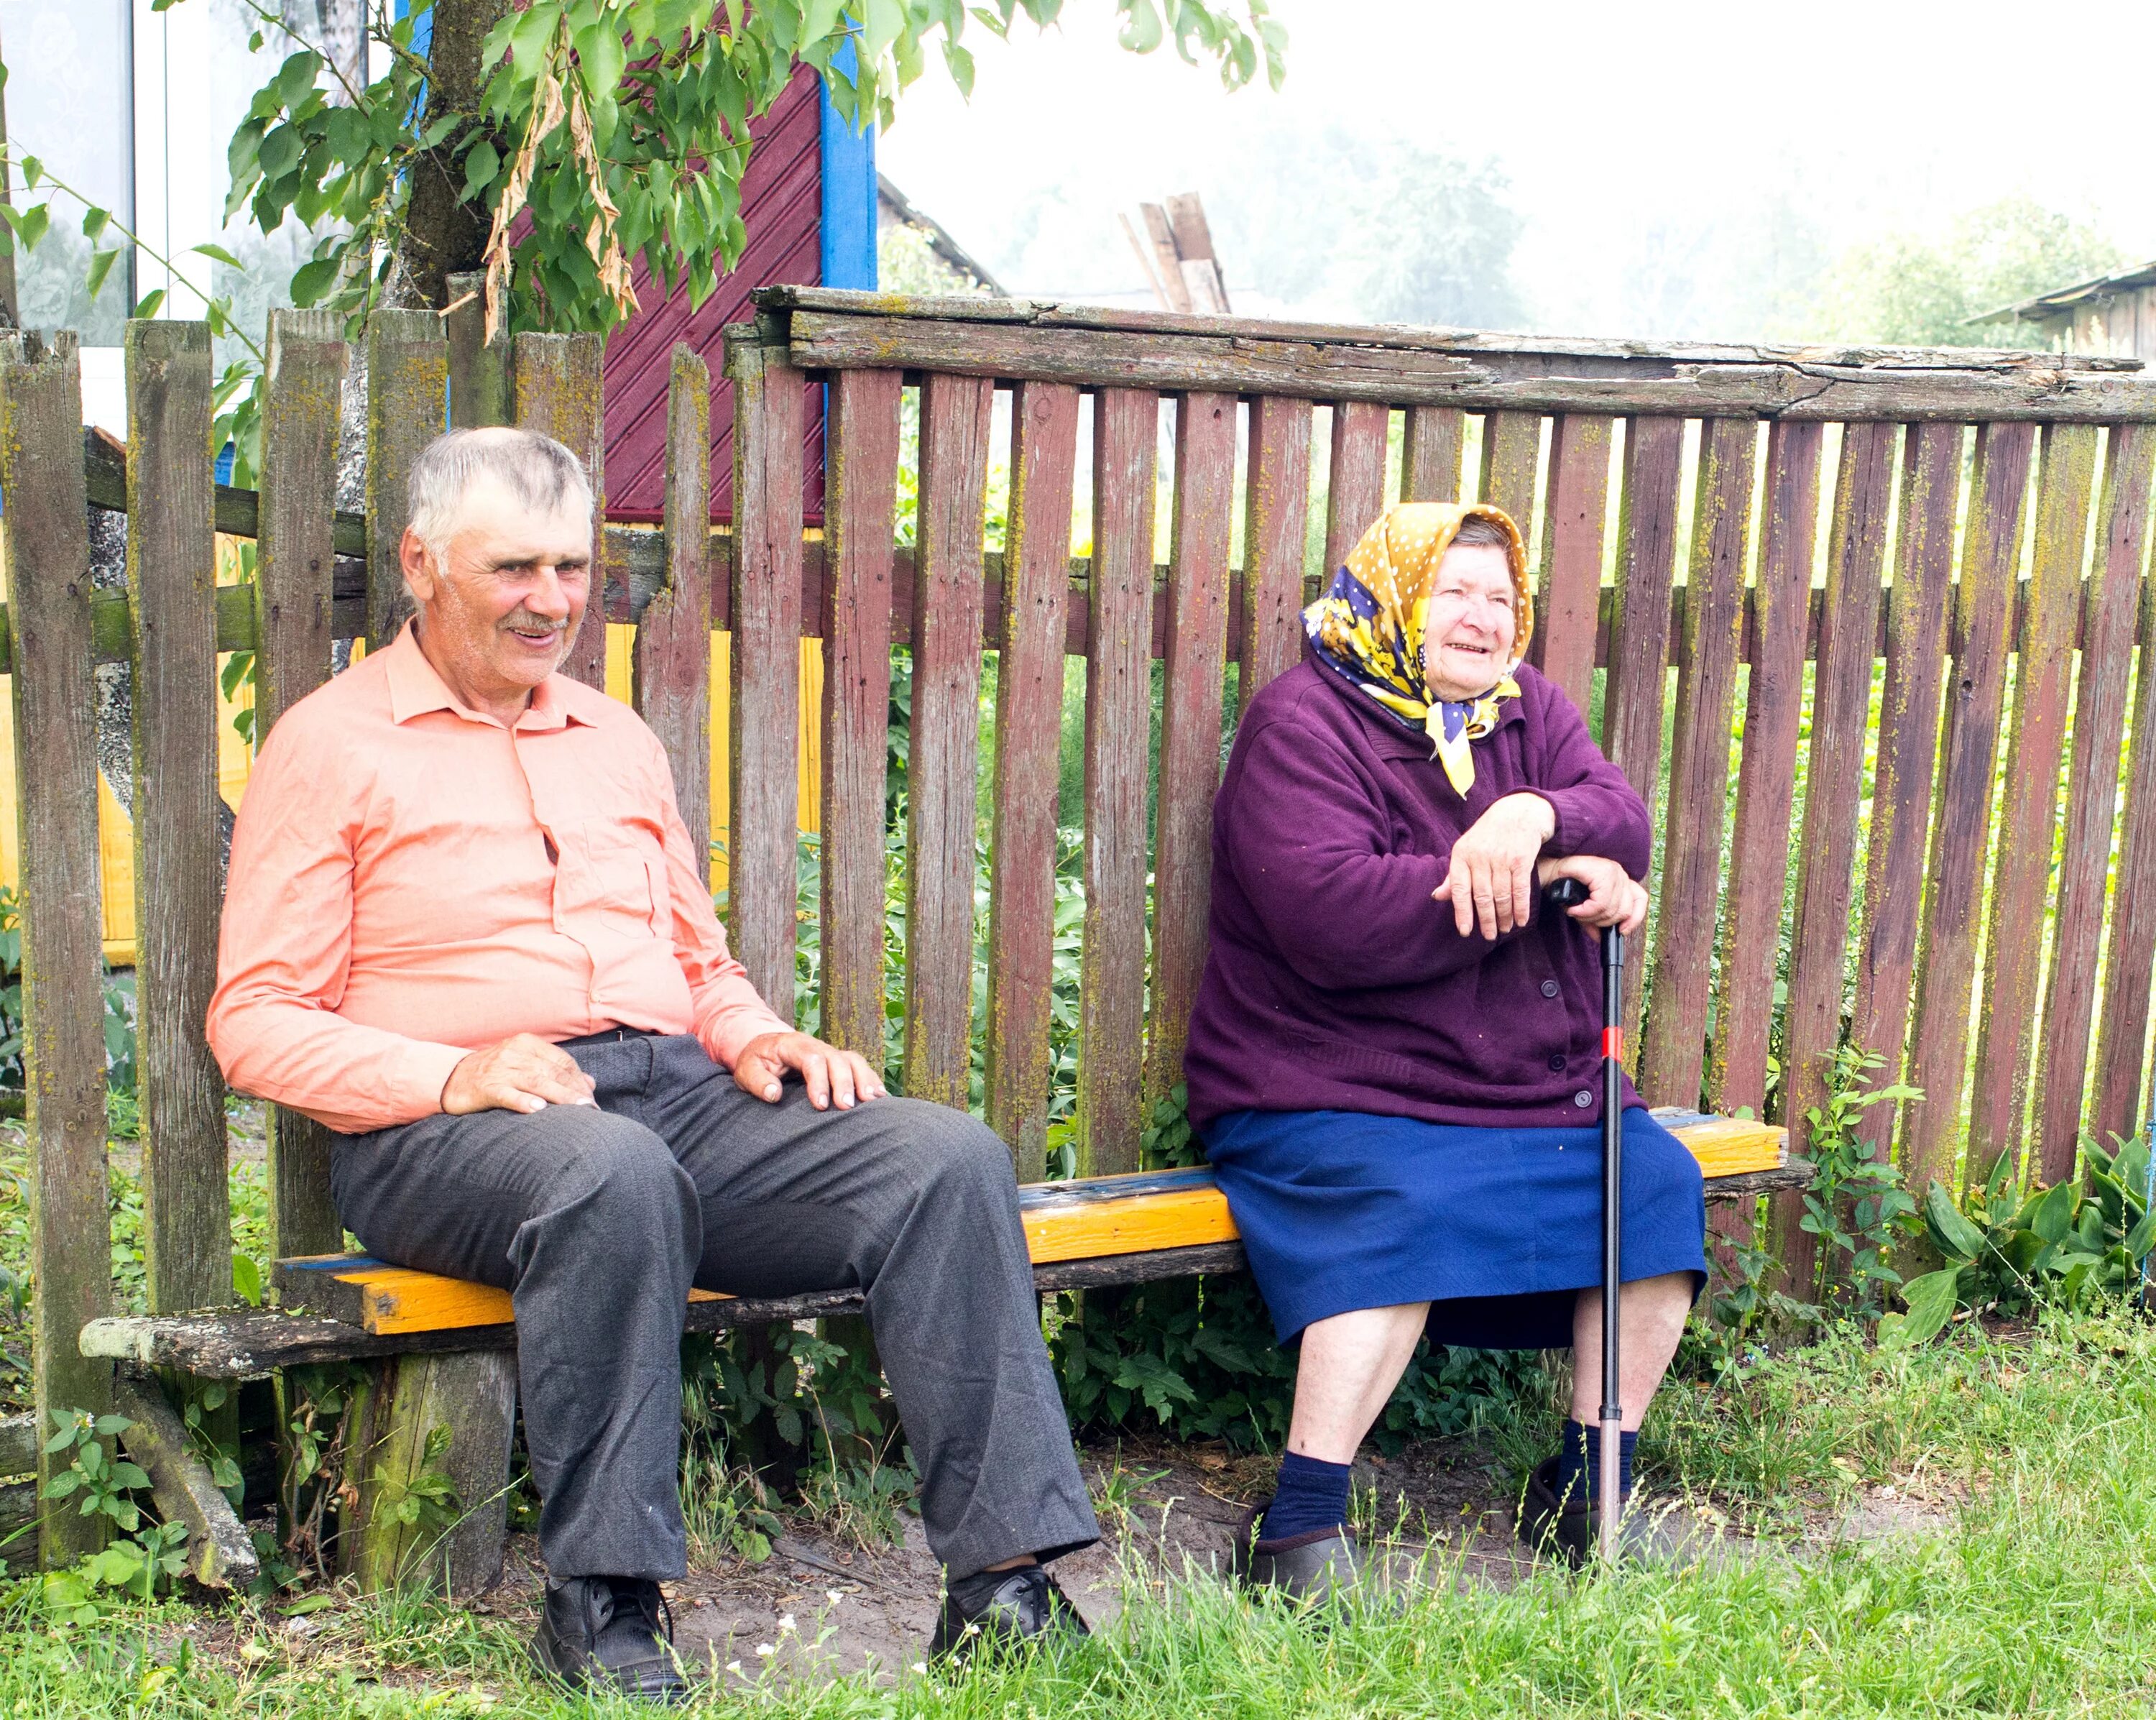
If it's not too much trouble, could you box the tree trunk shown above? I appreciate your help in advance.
[393,0,513,311]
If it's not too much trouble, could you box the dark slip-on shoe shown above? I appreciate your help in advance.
[1230,1510,1367,1607]
[532,1574,689,1703]
[928,1563,1089,1660]
[1517,1455,1700,1570]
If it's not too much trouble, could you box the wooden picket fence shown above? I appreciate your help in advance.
[3,289,2155,1566]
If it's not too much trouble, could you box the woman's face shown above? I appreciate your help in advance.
[1421,540,1518,701]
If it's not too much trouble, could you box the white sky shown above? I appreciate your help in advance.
[879,0,2156,339]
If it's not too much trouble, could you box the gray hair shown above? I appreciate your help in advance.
[406,426,594,564]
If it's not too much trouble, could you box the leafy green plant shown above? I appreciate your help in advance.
[1688,1221,1822,1381]
[1797,1045,1921,1313]
[1884,1134,2156,1349]
[34,1407,191,1619]
[367,1424,462,1545]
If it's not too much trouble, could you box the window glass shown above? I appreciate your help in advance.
[0,0,134,345]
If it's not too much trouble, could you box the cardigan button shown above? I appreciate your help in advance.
[1549,1054,1567,1071]
[1574,1090,1593,1108]
[1541,979,1561,998]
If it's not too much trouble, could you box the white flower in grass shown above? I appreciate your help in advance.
[826,1590,844,1606]
[778,1613,797,1633]
[726,1660,744,1677]
[755,1642,775,1658]
[911,1661,929,1675]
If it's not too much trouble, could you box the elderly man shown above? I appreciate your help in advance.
[208,427,1097,1699]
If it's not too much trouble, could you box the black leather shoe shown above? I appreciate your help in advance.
[928,1564,1089,1659]
[1518,1455,1697,1569]
[532,1575,688,1703]
[1230,1509,1365,1606]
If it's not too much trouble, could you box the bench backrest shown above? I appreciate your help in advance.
[5,294,2156,1411]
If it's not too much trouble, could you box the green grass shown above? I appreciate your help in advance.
[7,1301,2156,1716]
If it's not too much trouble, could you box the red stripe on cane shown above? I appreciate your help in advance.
[1602,1027,1623,1060]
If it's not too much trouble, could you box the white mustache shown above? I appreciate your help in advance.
[501,617,568,636]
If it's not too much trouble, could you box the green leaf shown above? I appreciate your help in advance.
[2127,1203,2156,1259]
[134,288,168,320]
[232,1251,263,1307]
[91,1414,132,1438]
[941,37,975,97]
[2030,1179,2075,1245]
[1922,1179,1987,1261]
[1118,0,1164,53]
[17,155,39,188]
[574,22,628,98]
[288,259,339,306]
[461,139,502,200]
[191,242,244,270]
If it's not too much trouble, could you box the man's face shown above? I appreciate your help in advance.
[400,473,592,708]
[1421,541,1518,702]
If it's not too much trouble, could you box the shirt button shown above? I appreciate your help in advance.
[1574,1090,1593,1108]
[1541,980,1561,998]
[1549,1054,1567,1071]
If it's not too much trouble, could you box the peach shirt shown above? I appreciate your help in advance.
[206,622,788,1134]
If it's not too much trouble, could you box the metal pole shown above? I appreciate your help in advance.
[1598,922,1624,1560]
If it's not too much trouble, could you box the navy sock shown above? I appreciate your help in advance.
[1553,1420,1637,1507]
[1258,1450,1352,1542]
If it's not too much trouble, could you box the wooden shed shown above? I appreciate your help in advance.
[1998,262,2156,363]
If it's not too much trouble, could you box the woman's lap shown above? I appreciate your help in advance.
[1200,1106,1708,1346]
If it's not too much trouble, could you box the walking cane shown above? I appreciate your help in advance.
[1544,875,1624,1558]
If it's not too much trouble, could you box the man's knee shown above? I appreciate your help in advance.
[535,1109,697,1236]
[884,1099,1019,1195]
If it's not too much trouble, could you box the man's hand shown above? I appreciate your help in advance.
[441,1033,598,1116]
[734,1031,888,1110]
[1536,852,1649,937]
[1432,792,1557,939]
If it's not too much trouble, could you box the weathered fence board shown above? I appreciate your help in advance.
[2034,424,2152,1174]
[512,333,608,690]
[363,312,446,649]
[1534,413,1614,717]
[781,303,2156,421]
[2094,561,2156,1147]
[253,308,349,1261]
[1707,419,1823,1118]
[1080,389,1158,1173]
[0,331,113,1565]
[124,321,229,1314]
[903,372,995,1108]
[1146,391,1237,1107]
[1478,410,1542,545]
[1639,415,1756,1107]
[1239,395,1312,709]
[1602,417,1685,1049]
[819,368,903,1067]
[1903,423,2035,1190]
[1968,424,2097,1187]
[1772,420,1897,1284]
[986,382,1078,1175]
[1400,405,1465,502]
[1322,400,1388,579]
[1848,421,1961,1162]
[725,334,804,1013]
[632,347,714,870]
[443,272,510,431]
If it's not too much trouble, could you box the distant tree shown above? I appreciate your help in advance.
[1208,126,1524,328]
[1807,198,2124,349]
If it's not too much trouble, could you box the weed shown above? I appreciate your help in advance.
[1797,1044,1921,1313]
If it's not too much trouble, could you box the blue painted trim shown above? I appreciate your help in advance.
[819,43,877,290]
[394,0,433,58]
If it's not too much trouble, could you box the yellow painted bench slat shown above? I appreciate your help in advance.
[278,1111,1784,1338]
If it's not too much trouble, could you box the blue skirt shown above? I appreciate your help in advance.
[1201,1107,1708,1347]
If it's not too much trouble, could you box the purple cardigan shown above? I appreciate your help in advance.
[1182,654,1653,1132]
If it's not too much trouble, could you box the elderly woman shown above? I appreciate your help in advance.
[1183,502,1706,1591]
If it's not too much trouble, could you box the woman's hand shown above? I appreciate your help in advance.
[1432,792,1557,939]
[1535,853,1648,937]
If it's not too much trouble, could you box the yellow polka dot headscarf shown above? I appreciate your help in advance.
[1302,502,1533,796]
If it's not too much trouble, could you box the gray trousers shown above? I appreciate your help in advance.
[329,1029,1098,1581]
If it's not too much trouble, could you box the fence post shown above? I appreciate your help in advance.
[2094,533,2156,1147]
[1146,390,1235,1112]
[1237,395,1311,712]
[255,308,349,1261]
[1079,387,1158,1174]
[724,329,803,1015]
[124,318,229,1315]
[0,330,113,1565]
[511,332,607,689]
[985,381,1077,1176]
[903,371,992,1110]
[444,271,510,431]
[632,345,713,866]
[820,368,903,1072]
[1967,423,2097,1189]
[364,311,446,650]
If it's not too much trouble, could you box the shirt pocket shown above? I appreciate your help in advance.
[575,819,668,939]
